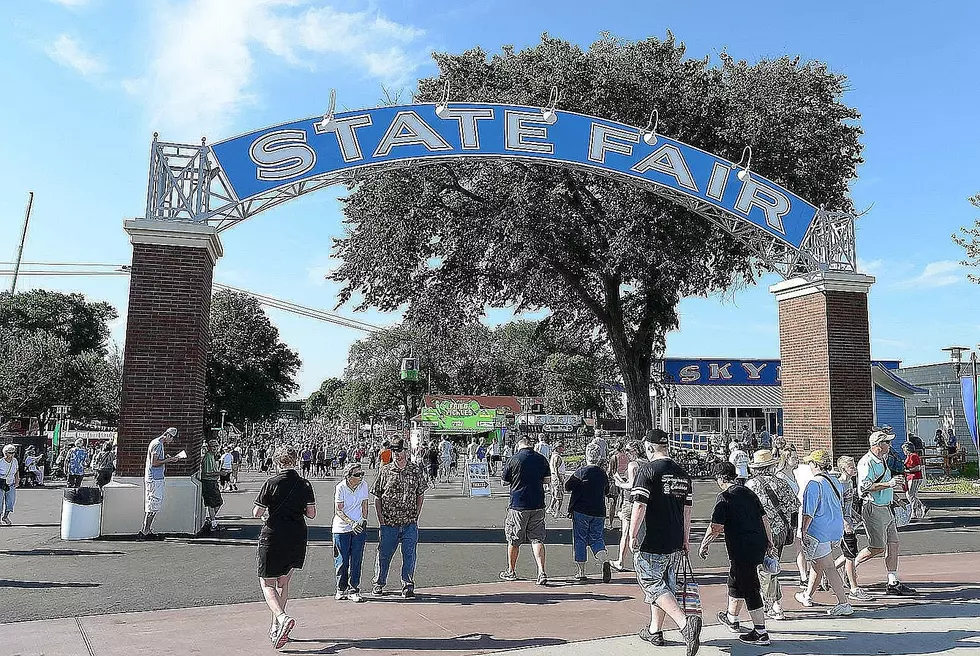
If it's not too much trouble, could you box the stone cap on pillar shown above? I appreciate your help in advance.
[124,219,223,265]
[769,271,875,301]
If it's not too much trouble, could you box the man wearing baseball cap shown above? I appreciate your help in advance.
[139,427,181,540]
[854,430,916,596]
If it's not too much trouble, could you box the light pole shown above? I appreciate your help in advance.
[220,409,227,430]
[942,346,971,378]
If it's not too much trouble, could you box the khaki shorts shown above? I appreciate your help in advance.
[504,508,546,545]
[144,479,165,513]
[862,502,898,549]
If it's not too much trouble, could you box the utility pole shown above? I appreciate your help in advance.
[10,191,34,294]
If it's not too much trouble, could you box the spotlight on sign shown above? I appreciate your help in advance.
[435,81,451,119]
[732,145,752,181]
[541,85,560,125]
[641,109,659,145]
[318,88,337,132]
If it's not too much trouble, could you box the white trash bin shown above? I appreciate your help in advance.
[61,487,103,540]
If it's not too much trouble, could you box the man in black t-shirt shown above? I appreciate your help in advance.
[500,434,551,585]
[629,429,702,655]
[700,462,774,647]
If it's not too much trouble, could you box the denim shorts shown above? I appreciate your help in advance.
[634,550,682,603]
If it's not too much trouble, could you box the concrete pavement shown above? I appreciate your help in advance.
[3,552,979,656]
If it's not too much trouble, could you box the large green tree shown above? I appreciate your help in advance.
[331,34,863,437]
[207,289,302,425]
[0,290,116,356]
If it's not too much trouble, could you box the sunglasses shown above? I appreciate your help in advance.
[349,472,364,478]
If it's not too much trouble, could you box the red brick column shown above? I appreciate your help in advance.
[116,220,222,477]
[770,272,876,461]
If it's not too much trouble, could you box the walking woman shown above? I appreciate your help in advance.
[746,450,798,619]
[1,444,20,525]
[253,446,317,650]
[775,449,808,589]
[902,442,928,518]
[610,441,645,572]
[547,442,566,518]
[333,463,369,603]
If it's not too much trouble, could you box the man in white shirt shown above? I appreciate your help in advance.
[439,438,454,483]
[729,443,750,482]
[535,436,552,461]
[140,427,180,540]
[466,437,479,463]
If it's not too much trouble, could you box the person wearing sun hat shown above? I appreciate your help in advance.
[855,430,917,596]
[794,449,852,616]
[746,449,798,619]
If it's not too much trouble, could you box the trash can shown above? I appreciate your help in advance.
[61,487,103,540]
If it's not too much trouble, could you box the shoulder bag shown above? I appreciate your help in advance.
[759,478,794,547]
[677,555,703,618]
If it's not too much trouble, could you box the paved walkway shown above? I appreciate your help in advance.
[4,552,978,656]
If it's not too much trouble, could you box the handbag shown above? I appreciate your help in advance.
[759,479,794,547]
[677,555,703,617]
[892,501,912,528]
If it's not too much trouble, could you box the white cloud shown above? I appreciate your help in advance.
[895,260,963,290]
[136,0,427,139]
[48,0,92,7]
[858,258,885,275]
[45,34,105,77]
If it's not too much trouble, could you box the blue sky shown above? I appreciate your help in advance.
[2,0,978,397]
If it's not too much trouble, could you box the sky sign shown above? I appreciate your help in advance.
[210,104,819,248]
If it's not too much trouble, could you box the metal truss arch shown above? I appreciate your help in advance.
[143,134,857,280]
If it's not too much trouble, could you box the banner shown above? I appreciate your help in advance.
[210,104,819,248]
[962,370,979,456]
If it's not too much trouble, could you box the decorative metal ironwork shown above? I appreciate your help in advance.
[142,135,858,279]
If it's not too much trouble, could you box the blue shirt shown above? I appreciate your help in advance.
[501,447,551,510]
[145,438,166,481]
[67,447,87,475]
[802,474,844,543]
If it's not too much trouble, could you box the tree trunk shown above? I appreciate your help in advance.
[606,330,653,440]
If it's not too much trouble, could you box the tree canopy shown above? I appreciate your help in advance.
[207,289,302,425]
[330,33,863,437]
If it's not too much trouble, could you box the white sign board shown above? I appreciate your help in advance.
[464,461,492,498]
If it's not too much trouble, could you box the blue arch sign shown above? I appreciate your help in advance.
[210,104,817,248]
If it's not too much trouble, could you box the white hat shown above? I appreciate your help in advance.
[869,430,893,447]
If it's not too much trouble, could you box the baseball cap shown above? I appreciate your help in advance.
[869,430,893,447]
[343,462,364,477]
[802,449,832,468]
[643,429,669,445]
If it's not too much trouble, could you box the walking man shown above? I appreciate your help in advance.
[855,431,917,595]
[201,438,224,532]
[1,444,20,526]
[66,439,87,488]
[629,429,702,655]
[499,434,551,585]
[372,438,428,598]
[140,427,180,540]
[439,436,454,483]
[701,462,774,646]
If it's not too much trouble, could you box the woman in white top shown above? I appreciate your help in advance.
[547,443,567,518]
[776,449,808,588]
[1,444,21,526]
[333,462,370,603]
[610,441,646,572]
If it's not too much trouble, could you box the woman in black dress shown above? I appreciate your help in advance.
[252,446,316,650]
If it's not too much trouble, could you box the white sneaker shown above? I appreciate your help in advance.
[794,591,814,607]
[348,591,364,603]
[828,602,854,616]
[767,603,786,620]
[335,590,348,601]
[848,587,873,601]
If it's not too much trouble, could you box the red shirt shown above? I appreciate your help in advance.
[904,453,923,481]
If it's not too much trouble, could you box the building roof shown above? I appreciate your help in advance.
[872,364,928,398]
[672,384,783,409]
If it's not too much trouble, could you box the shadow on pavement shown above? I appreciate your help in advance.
[372,592,633,605]
[0,579,100,589]
[0,548,126,556]
[899,516,980,532]
[709,629,977,655]
[284,633,565,654]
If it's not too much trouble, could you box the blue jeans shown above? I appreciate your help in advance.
[572,511,606,562]
[334,530,367,592]
[0,485,14,515]
[375,523,418,589]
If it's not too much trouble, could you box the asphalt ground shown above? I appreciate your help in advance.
[2,468,978,623]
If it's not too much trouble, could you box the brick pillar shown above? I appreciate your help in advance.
[770,272,876,461]
[117,220,222,477]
